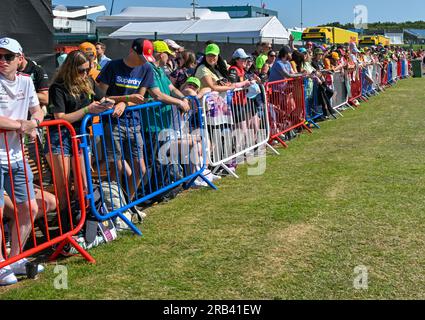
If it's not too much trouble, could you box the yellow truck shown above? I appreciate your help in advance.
[302,27,359,45]
[359,35,391,47]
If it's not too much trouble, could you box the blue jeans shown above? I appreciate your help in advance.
[0,160,35,207]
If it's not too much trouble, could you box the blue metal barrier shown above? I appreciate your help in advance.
[387,62,393,85]
[304,78,322,128]
[80,96,216,235]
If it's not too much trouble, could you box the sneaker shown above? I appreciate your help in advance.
[193,177,208,188]
[203,170,221,182]
[130,206,147,224]
[10,258,44,276]
[68,235,105,255]
[0,265,17,286]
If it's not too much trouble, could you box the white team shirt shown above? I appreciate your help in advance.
[0,73,39,164]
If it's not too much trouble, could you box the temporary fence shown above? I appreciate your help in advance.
[201,85,278,178]
[265,77,312,148]
[80,96,216,235]
[304,78,323,128]
[330,70,352,115]
[1,58,414,279]
[349,68,363,105]
[0,120,95,271]
[392,60,399,83]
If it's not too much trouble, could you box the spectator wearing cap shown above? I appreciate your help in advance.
[97,38,158,201]
[170,50,197,90]
[95,42,111,70]
[194,43,235,92]
[164,39,184,76]
[255,42,272,73]
[79,42,100,81]
[0,37,45,285]
[311,47,336,119]
[268,45,304,82]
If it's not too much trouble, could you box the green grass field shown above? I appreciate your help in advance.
[1,78,425,300]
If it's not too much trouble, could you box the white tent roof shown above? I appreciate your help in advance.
[108,16,290,44]
[97,6,230,27]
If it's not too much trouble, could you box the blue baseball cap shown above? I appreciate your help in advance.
[298,47,307,54]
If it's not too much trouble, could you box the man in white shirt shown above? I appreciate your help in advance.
[95,42,111,70]
[0,37,44,286]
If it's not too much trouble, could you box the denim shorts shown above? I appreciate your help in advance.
[103,123,144,162]
[44,128,73,157]
[0,160,35,207]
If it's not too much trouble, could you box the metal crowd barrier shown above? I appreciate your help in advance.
[304,78,323,128]
[80,96,216,235]
[330,70,351,115]
[392,60,399,83]
[201,85,278,178]
[265,77,312,148]
[0,120,95,271]
[349,68,363,106]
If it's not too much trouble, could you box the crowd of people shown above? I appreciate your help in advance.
[0,34,424,286]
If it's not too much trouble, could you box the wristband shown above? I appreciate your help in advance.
[125,95,130,103]
[83,106,89,115]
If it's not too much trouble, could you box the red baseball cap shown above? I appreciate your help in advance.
[131,38,155,63]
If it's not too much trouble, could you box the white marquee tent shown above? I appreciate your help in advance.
[108,16,290,44]
[97,6,230,36]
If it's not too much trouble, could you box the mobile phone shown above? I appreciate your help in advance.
[100,100,114,107]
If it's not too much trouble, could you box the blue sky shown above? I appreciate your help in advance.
[54,0,425,28]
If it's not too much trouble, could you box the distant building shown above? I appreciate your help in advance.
[206,5,278,19]
[384,31,404,45]
[53,5,106,43]
[404,29,425,44]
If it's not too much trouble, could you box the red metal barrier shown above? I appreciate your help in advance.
[0,120,94,271]
[381,63,389,87]
[349,68,363,106]
[265,77,311,148]
[397,60,402,78]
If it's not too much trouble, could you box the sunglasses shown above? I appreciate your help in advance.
[0,53,18,62]
[78,67,90,74]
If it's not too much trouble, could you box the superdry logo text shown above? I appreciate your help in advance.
[115,76,142,89]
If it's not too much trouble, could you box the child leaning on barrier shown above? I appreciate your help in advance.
[0,37,45,286]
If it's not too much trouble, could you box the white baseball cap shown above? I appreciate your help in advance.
[164,39,183,51]
[232,48,250,60]
[0,37,23,54]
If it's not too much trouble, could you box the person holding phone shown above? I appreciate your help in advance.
[45,50,112,212]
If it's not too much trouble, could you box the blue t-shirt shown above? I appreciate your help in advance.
[97,59,155,125]
[268,60,293,82]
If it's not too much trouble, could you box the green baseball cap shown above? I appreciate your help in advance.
[205,43,220,56]
[186,77,201,88]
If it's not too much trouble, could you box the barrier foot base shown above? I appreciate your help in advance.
[215,163,239,179]
[117,212,143,236]
[346,103,356,111]
[266,143,280,155]
[198,174,218,190]
[49,236,96,264]
[307,119,320,129]
[303,124,313,134]
[333,109,344,117]
[185,173,218,191]
[273,136,288,148]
